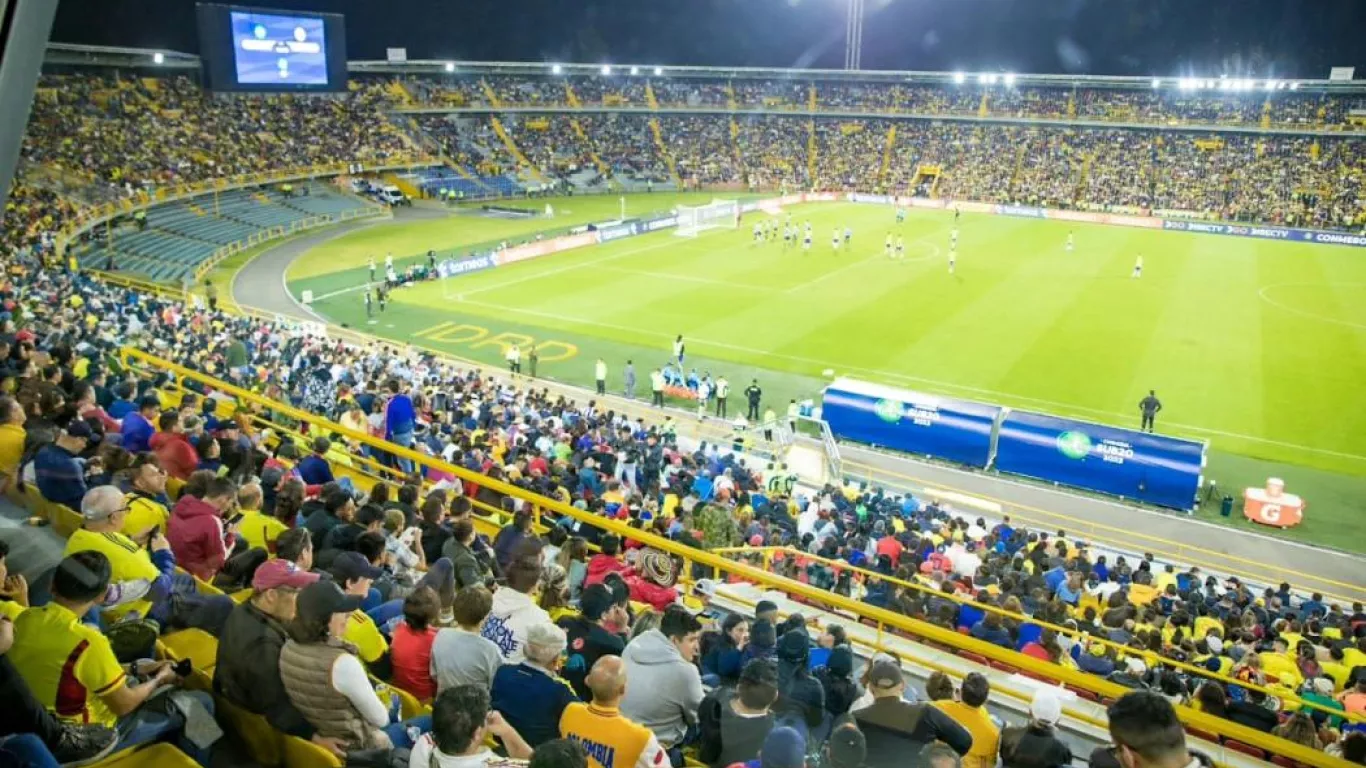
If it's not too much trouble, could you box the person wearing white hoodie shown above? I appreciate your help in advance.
[480,540,548,665]
[620,605,706,764]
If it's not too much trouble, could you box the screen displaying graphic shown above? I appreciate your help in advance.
[230,10,328,85]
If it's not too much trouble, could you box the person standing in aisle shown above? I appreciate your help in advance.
[623,360,637,400]
[744,380,763,420]
[786,399,800,434]
[506,344,521,375]
[528,347,539,379]
[714,376,729,418]
[595,359,607,395]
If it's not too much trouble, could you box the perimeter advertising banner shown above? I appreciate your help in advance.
[822,378,1001,468]
[994,411,1206,510]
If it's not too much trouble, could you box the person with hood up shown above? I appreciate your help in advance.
[814,646,859,718]
[743,619,778,669]
[627,550,681,612]
[620,604,706,765]
[774,629,826,744]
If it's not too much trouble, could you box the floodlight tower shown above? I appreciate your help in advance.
[843,0,865,70]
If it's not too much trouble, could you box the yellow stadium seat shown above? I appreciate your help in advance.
[94,743,198,768]
[158,628,219,672]
[215,695,283,767]
[192,575,226,597]
[282,734,344,768]
[51,502,83,538]
[230,588,253,604]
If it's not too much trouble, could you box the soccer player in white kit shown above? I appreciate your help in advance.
[948,247,957,274]
[831,228,840,252]
[844,226,852,246]
[753,222,763,243]
[803,228,812,253]
[1066,231,1074,253]
[896,236,905,259]
[950,228,959,250]
[884,233,893,259]
[1132,254,1143,278]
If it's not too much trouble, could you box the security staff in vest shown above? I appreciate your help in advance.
[595,359,607,395]
[650,369,666,407]
[714,376,730,418]
[744,380,763,420]
[1139,390,1162,433]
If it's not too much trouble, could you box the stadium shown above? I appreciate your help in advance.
[0,1,1364,768]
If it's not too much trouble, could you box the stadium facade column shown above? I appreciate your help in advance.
[0,0,58,203]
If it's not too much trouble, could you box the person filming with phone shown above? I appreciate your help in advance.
[168,475,268,591]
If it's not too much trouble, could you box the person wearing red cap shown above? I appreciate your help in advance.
[215,558,321,739]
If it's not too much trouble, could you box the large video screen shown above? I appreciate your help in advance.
[231,10,327,85]
[197,4,347,92]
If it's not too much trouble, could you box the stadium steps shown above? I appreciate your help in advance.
[478,78,502,108]
[806,120,817,182]
[564,82,582,108]
[878,123,897,187]
[150,225,221,248]
[451,164,494,194]
[648,118,683,187]
[644,81,661,109]
[489,115,548,183]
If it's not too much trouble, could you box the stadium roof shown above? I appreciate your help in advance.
[42,42,1366,93]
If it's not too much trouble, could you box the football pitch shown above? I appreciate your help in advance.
[285,193,1366,551]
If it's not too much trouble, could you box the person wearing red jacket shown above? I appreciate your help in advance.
[583,535,631,588]
[168,475,262,587]
[626,550,680,612]
[150,411,199,481]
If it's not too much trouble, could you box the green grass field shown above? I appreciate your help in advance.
[285,194,1366,552]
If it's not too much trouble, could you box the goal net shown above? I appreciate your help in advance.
[675,199,739,237]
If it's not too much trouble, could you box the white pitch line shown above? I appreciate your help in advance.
[449,296,1366,463]
[1257,282,1366,333]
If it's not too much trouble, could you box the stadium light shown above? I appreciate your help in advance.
[444,62,455,73]
[630,66,640,76]
[976,73,989,84]
[1263,79,1275,90]
[1003,72,1016,86]
[952,71,966,84]
[551,63,562,75]
[1290,81,1300,90]
[153,52,165,65]
[1151,78,1160,89]
[601,65,611,75]
[653,66,663,76]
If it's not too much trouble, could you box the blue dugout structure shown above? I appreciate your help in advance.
[821,378,1208,511]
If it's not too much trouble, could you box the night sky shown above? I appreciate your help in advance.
[51,0,1366,78]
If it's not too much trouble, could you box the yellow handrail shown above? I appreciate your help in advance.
[115,346,1353,768]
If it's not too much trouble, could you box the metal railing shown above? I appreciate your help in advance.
[115,346,1353,768]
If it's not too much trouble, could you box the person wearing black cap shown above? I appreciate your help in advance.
[331,552,391,676]
[279,580,432,752]
[852,658,971,765]
[33,419,99,509]
[559,583,629,700]
[775,630,826,742]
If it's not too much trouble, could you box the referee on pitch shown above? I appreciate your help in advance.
[1139,390,1162,433]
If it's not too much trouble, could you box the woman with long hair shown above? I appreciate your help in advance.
[702,614,749,685]
[557,536,589,600]
[274,477,306,527]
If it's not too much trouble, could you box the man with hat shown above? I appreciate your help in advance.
[215,559,320,738]
[851,658,971,766]
[33,419,98,509]
[331,551,390,673]
[559,583,629,700]
[999,689,1071,768]
[279,581,432,750]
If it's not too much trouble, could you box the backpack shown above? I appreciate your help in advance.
[696,688,728,766]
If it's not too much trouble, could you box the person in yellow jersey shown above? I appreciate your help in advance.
[559,655,667,768]
[9,551,217,762]
[331,551,390,674]
[0,538,29,621]
[0,395,26,493]
[66,486,234,634]
[931,673,999,768]
[121,455,171,540]
[233,480,288,554]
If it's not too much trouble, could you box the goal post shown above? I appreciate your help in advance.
[674,198,740,237]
